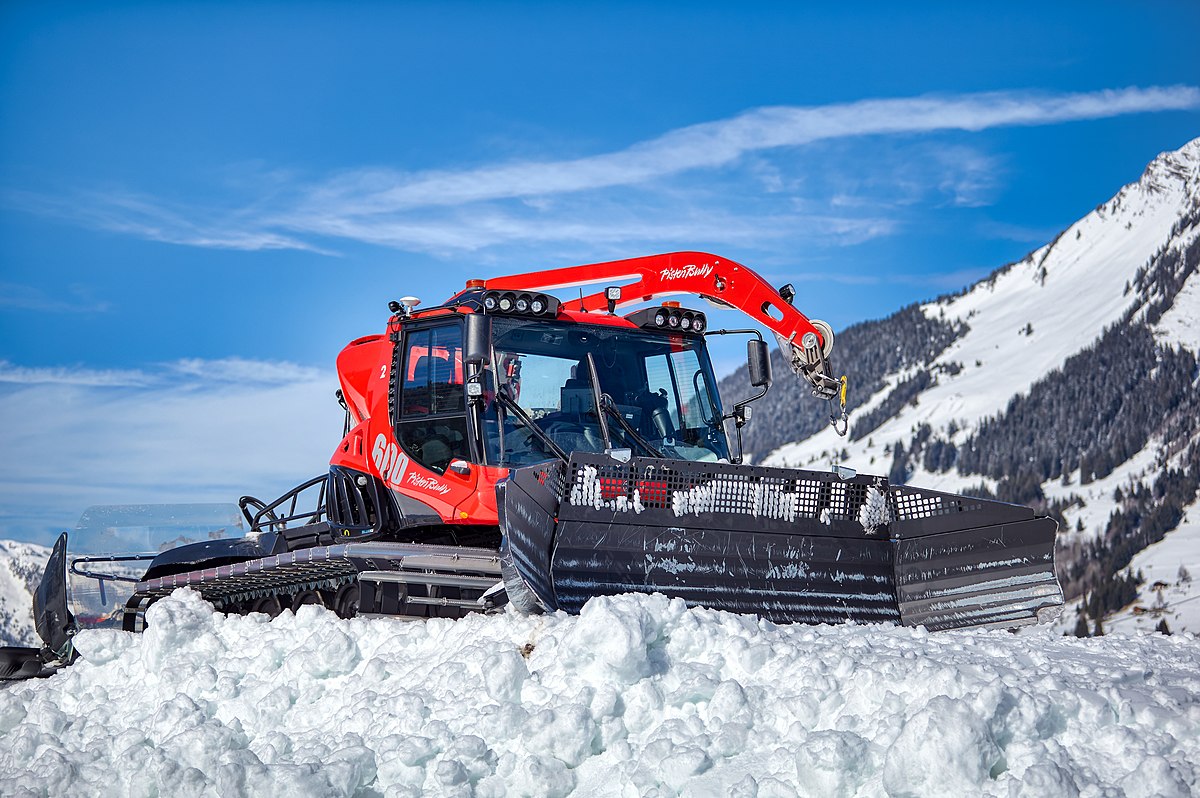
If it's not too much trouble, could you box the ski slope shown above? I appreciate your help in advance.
[764,138,1199,473]
[1,590,1198,797]
[1109,495,1200,636]
[0,540,49,647]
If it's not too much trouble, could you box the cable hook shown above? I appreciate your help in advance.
[829,375,849,437]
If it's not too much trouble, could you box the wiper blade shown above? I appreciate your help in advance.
[495,391,569,464]
[584,352,613,450]
[599,395,664,458]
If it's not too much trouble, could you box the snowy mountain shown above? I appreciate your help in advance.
[1,145,1198,797]
[0,539,49,647]
[1,590,1197,796]
[722,136,1200,633]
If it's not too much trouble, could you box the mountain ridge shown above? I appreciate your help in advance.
[722,136,1200,632]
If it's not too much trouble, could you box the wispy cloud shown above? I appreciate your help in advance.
[785,267,993,290]
[169,358,326,385]
[0,357,325,387]
[0,282,113,314]
[9,86,1199,257]
[0,358,340,543]
[289,86,1199,212]
[0,361,152,387]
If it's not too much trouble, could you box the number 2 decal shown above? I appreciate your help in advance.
[380,365,387,379]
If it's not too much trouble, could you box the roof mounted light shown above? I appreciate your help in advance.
[605,286,622,314]
[624,306,707,336]
[481,289,560,318]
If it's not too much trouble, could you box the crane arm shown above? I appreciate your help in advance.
[484,251,842,400]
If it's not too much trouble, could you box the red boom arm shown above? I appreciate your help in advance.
[484,251,841,400]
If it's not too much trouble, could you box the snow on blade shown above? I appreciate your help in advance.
[857,485,891,534]
[2,590,1198,797]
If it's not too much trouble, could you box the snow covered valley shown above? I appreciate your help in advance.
[2,590,1198,797]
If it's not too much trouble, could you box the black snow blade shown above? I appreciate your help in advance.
[889,485,1062,630]
[2,533,76,682]
[33,532,76,661]
[0,647,55,682]
[498,452,1063,631]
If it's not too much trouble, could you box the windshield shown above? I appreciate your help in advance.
[482,317,729,465]
[67,503,244,629]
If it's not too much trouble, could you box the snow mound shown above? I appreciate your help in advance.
[2,590,1198,797]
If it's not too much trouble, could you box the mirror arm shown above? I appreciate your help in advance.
[706,328,772,465]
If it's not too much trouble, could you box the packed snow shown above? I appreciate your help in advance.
[2,590,1198,797]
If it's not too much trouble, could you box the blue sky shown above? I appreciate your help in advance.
[1,1,1198,543]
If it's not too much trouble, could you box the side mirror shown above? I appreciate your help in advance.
[748,339,772,388]
[465,313,491,367]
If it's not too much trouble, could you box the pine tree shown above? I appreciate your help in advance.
[1155,619,1172,636]
[1093,617,1105,637]
[1073,614,1090,638]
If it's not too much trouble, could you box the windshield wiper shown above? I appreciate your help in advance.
[494,391,569,464]
[599,394,664,458]
[582,351,662,458]
[584,352,613,450]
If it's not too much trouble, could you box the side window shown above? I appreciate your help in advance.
[398,324,469,473]
[402,326,465,415]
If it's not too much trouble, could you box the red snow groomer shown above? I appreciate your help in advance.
[7,252,1063,680]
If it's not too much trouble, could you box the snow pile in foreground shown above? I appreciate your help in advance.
[2,592,1199,797]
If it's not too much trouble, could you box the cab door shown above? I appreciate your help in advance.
[388,321,478,517]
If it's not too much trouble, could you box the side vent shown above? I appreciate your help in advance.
[328,466,393,538]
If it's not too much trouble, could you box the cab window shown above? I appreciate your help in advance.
[397,324,470,473]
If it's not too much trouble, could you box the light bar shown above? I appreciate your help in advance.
[623,306,707,336]
[481,290,560,318]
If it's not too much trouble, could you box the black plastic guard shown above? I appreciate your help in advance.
[34,532,75,660]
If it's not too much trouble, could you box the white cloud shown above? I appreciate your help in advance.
[0,357,325,388]
[0,359,342,544]
[284,86,1199,212]
[8,86,1199,258]
[0,361,152,387]
[169,358,327,385]
[0,282,112,314]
